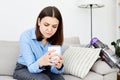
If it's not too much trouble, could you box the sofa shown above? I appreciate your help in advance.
[0,36,119,80]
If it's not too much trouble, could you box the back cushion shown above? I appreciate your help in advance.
[0,41,19,76]
[62,36,81,53]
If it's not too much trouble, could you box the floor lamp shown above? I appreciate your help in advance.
[78,1,104,42]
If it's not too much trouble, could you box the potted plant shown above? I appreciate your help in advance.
[111,39,120,80]
[111,39,120,57]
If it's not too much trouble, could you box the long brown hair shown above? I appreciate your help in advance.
[35,6,63,45]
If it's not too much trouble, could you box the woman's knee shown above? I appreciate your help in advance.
[13,69,50,80]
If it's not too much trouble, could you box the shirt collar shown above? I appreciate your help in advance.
[30,28,51,47]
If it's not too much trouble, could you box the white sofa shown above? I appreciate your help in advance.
[0,37,118,80]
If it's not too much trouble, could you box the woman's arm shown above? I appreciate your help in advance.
[19,33,44,73]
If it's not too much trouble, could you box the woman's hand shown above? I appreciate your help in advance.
[38,50,55,67]
[52,54,64,69]
[38,50,63,69]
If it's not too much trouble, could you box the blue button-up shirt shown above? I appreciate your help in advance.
[18,28,64,74]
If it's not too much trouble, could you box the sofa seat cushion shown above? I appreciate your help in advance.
[83,71,103,80]
[63,74,82,80]
[103,72,117,80]
[0,76,16,80]
[0,41,19,76]
[63,47,101,79]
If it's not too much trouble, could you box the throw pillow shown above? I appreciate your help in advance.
[63,47,101,79]
[91,59,119,75]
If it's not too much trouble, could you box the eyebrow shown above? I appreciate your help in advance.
[44,22,58,26]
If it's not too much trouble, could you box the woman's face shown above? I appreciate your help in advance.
[38,16,59,39]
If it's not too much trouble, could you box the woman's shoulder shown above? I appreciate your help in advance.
[20,28,35,40]
[21,28,35,35]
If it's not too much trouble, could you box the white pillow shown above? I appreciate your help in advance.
[63,47,101,79]
[91,59,119,75]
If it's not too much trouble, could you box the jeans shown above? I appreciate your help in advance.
[13,63,65,80]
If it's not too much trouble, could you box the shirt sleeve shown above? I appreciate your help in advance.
[19,32,44,73]
[50,64,64,74]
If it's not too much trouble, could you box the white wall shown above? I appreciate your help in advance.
[116,0,120,39]
[0,0,117,47]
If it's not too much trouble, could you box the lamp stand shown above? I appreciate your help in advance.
[90,4,93,41]
[78,3,104,47]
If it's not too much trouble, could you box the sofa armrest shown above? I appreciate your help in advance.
[91,59,119,75]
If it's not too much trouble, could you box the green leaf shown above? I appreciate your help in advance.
[117,39,120,46]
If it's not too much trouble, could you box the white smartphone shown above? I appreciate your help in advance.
[48,45,61,54]
[48,45,61,63]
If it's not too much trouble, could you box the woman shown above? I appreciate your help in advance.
[13,6,65,80]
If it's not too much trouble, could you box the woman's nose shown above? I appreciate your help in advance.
[48,26,52,32]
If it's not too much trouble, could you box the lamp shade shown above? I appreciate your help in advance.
[77,0,104,8]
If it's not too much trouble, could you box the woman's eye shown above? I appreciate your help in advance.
[52,25,58,28]
[52,26,57,28]
[44,24,49,26]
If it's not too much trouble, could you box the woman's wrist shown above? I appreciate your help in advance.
[39,65,44,69]
[39,62,43,67]
[38,58,44,67]
[57,64,64,70]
